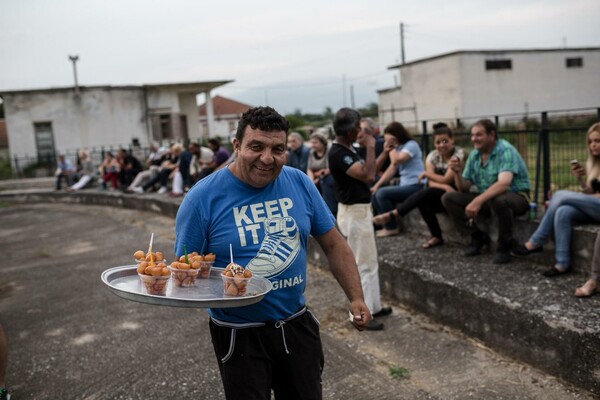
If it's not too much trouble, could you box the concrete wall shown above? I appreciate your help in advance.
[3,87,147,158]
[460,50,600,117]
[379,49,600,131]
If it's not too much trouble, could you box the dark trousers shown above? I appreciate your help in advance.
[441,191,529,251]
[209,310,324,400]
[396,187,446,239]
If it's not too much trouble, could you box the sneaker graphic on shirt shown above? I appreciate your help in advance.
[247,216,300,278]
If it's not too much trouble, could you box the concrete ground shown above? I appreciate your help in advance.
[0,202,595,399]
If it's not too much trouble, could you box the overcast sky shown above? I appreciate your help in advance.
[0,0,598,114]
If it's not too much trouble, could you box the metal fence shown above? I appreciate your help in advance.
[415,108,600,204]
[3,108,600,204]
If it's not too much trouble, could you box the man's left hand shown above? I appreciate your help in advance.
[465,199,482,218]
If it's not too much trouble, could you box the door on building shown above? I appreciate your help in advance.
[34,122,56,167]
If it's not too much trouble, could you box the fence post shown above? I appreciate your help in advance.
[421,120,429,155]
[13,155,20,179]
[541,112,551,201]
[494,115,499,129]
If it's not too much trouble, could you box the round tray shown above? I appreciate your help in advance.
[101,265,272,308]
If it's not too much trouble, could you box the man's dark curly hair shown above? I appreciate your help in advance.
[235,106,289,143]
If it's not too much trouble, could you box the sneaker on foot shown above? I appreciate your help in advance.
[365,319,384,331]
[372,306,392,318]
[132,187,144,194]
[157,186,168,194]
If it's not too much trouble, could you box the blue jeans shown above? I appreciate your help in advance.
[530,190,600,268]
[373,184,423,230]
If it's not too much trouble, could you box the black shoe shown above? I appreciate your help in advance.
[511,243,543,256]
[372,306,392,318]
[464,235,489,257]
[365,319,384,331]
[493,250,512,264]
[542,267,570,277]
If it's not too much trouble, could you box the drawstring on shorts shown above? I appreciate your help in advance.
[274,320,290,354]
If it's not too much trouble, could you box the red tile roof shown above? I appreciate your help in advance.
[198,95,253,117]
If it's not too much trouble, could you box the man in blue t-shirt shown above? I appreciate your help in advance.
[175,106,371,400]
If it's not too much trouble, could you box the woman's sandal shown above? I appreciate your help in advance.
[422,237,444,249]
[372,212,393,226]
[574,279,599,297]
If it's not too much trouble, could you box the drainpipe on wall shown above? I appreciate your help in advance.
[204,90,215,138]
[68,55,80,99]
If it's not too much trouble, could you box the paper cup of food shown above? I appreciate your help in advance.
[188,253,216,279]
[168,262,200,287]
[137,262,170,295]
[221,263,253,296]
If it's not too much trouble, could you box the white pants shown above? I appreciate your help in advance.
[128,166,159,191]
[336,203,382,314]
[69,174,93,191]
[171,171,184,195]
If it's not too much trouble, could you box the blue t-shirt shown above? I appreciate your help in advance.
[174,166,335,323]
[396,140,424,186]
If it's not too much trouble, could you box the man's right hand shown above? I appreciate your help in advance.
[448,156,463,173]
[357,130,375,149]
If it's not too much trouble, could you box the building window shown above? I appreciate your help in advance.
[34,122,55,164]
[485,59,512,70]
[566,57,583,68]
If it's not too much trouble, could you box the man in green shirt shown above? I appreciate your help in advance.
[442,119,530,264]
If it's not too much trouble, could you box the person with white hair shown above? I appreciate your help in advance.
[66,150,95,191]
[133,143,183,194]
[286,132,310,172]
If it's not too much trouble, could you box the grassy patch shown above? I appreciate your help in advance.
[389,365,411,380]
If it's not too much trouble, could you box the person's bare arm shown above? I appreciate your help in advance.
[448,157,471,192]
[314,228,371,331]
[346,135,377,184]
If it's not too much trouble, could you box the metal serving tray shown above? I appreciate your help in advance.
[101,265,272,308]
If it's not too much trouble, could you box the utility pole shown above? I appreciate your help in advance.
[400,22,406,64]
[342,74,347,107]
[68,55,80,97]
[350,85,355,108]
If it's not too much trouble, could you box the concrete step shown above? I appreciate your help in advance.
[400,208,600,274]
[308,233,600,396]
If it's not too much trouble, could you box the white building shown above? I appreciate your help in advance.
[0,80,231,162]
[378,47,600,131]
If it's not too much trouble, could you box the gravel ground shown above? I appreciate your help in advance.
[0,203,595,399]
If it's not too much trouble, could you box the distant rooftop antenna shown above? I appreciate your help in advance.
[68,55,80,98]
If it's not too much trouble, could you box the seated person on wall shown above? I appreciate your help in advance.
[133,143,183,194]
[117,148,143,189]
[55,154,77,190]
[127,142,168,192]
[441,119,530,265]
[370,122,425,237]
[372,122,466,249]
[198,138,231,179]
[285,132,310,173]
[514,122,600,277]
[67,150,95,191]
[99,152,121,190]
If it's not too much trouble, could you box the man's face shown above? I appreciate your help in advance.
[232,127,287,188]
[287,136,302,151]
[471,124,494,152]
